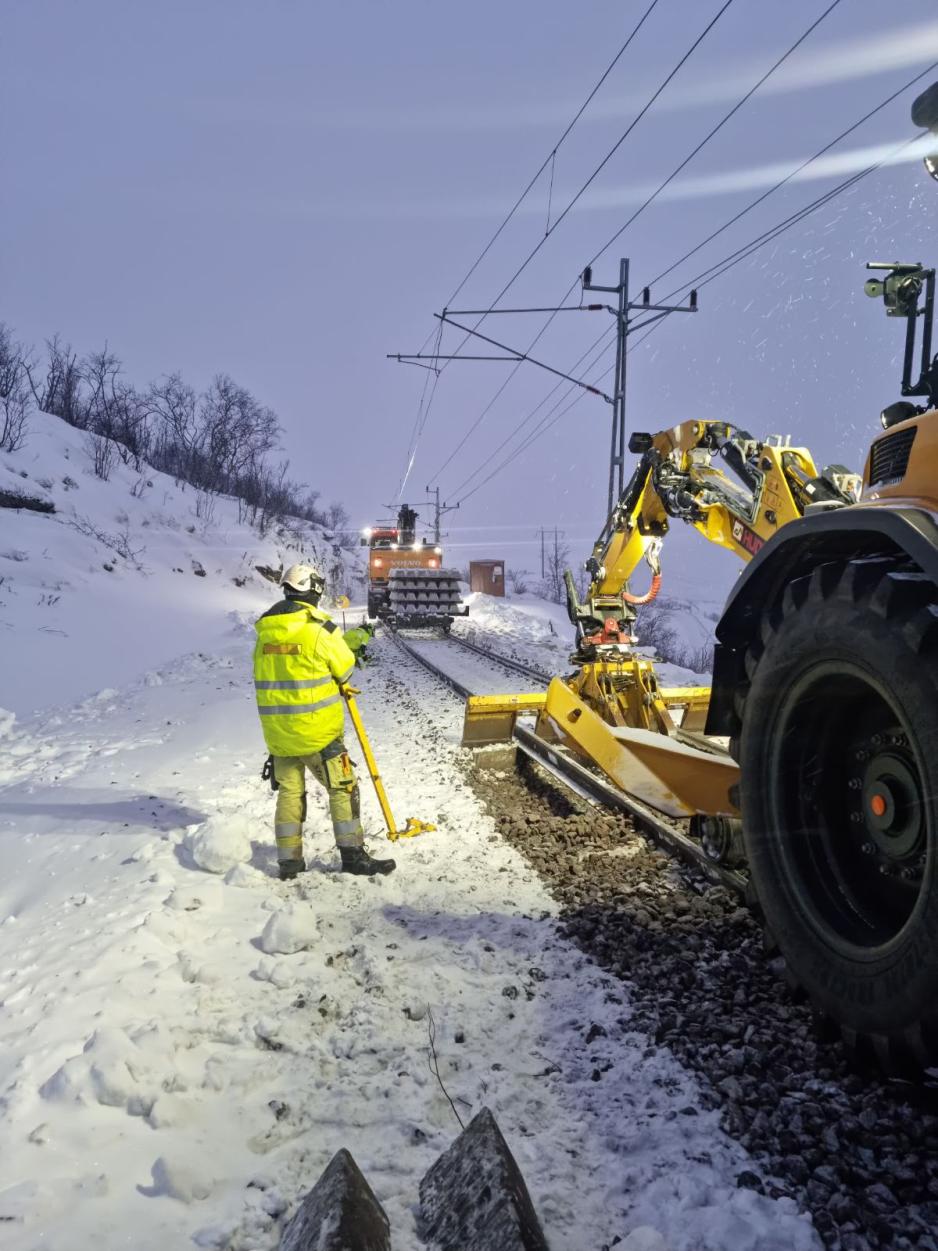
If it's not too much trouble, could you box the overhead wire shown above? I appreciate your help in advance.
[452,118,932,504]
[395,0,662,497]
[644,59,938,290]
[424,0,740,483]
[446,324,617,499]
[455,350,617,507]
[422,0,661,344]
[584,0,844,270]
[625,128,930,359]
[439,0,851,499]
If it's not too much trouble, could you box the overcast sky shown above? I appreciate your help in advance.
[5,1,937,599]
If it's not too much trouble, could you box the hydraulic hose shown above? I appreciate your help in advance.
[623,573,662,605]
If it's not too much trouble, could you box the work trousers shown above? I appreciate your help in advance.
[272,737,364,862]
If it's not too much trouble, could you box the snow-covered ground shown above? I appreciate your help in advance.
[0,415,819,1249]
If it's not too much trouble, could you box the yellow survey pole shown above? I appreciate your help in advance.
[341,685,435,842]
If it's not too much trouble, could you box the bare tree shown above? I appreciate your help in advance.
[506,568,530,595]
[26,334,84,425]
[146,373,198,478]
[84,430,116,480]
[324,500,356,549]
[82,346,123,436]
[301,488,325,526]
[196,374,280,492]
[2,321,351,548]
[0,324,32,452]
[81,346,149,468]
[542,539,571,605]
[0,381,31,453]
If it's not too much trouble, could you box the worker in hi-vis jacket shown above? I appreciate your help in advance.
[253,563,395,880]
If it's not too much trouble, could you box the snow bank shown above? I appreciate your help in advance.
[454,588,718,685]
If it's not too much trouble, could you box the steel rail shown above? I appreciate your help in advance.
[446,633,551,685]
[386,629,474,700]
[387,628,746,901]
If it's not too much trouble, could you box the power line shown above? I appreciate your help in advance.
[424,0,738,482]
[430,1,845,491]
[443,65,936,505]
[585,0,844,270]
[398,0,662,493]
[450,336,617,504]
[644,60,938,290]
[433,0,662,323]
[458,157,889,505]
[458,0,737,327]
[453,129,930,506]
[396,319,442,497]
[628,130,926,362]
[455,360,614,507]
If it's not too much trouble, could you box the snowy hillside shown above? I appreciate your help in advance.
[0,412,359,715]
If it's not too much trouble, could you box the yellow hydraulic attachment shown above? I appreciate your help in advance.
[536,677,738,819]
[342,685,435,841]
[462,418,859,823]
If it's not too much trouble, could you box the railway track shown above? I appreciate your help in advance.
[387,627,746,900]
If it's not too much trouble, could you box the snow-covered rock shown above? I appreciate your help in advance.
[259,904,319,955]
[186,817,253,874]
[149,1155,215,1204]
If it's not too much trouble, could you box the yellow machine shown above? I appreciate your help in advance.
[462,83,938,1064]
[560,418,859,732]
[464,238,938,1064]
[465,418,860,825]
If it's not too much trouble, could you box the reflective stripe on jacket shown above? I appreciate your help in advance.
[253,600,356,755]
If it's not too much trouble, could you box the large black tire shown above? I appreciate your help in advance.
[736,558,938,1068]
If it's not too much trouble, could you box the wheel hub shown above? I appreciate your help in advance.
[852,738,925,869]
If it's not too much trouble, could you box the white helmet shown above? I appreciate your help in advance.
[282,563,325,597]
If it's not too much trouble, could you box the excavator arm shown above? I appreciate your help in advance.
[566,419,860,649]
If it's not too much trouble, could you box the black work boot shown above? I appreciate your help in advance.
[339,846,396,876]
[278,857,306,881]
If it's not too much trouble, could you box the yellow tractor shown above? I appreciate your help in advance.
[464,85,938,1068]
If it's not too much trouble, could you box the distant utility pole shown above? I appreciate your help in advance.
[421,485,459,545]
[535,526,564,579]
[581,259,698,518]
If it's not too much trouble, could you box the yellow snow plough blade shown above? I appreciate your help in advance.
[538,678,739,819]
[342,686,435,841]
[462,692,548,747]
[460,685,710,747]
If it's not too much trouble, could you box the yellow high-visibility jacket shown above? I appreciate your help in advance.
[253,600,357,756]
